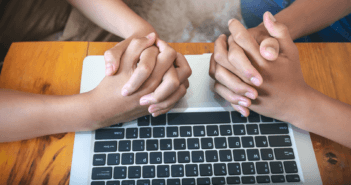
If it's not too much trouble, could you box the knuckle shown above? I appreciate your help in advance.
[138,64,152,75]
[227,52,237,63]
[130,38,143,48]
[214,69,223,82]
[169,78,180,90]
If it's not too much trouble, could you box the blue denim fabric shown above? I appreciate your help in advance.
[241,0,351,42]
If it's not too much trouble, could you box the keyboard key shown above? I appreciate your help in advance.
[241,137,254,148]
[193,126,206,136]
[212,177,226,184]
[168,112,230,125]
[137,180,150,185]
[260,149,274,160]
[160,139,172,150]
[241,176,255,184]
[174,139,186,150]
[153,127,165,138]
[256,162,269,174]
[182,178,196,185]
[128,166,141,178]
[93,154,106,166]
[150,152,162,164]
[192,151,204,162]
[200,164,212,176]
[271,175,285,183]
[205,150,218,162]
[270,162,284,174]
[122,180,135,185]
[268,135,292,147]
[147,140,158,151]
[157,165,170,177]
[207,125,219,136]
[213,163,226,175]
[255,136,268,147]
[228,137,241,148]
[187,138,200,149]
[185,164,198,176]
[92,167,112,180]
[220,125,232,135]
[110,123,123,127]
[171,165,184,177]
[248,111,260,122]
[140,128,151,138]
[197,178,211,185]
[133,140,145,151]
[261,115,274,122]
[259,123,289,134]
[201,138,213,149]
[274,148,295,159]
[242,162,255,174]
[233,149,246,161]
[95,129,124,140]
[228,163,241,175]
[121,153,134,165]
[107,154,120,165]
[135,153,148,164]
[119,140,131,151]
[143,166,155,178]
[214,137,227,148]
[256,176,270,183]
[167,127,178,137]
[152,179,165,185]
[151,114,166,125]
[138,116,150,126]
[167,179,180,185]
[178,151,191,163]
[231,111,247,123]
[286,175,300,182]
[94,141,117,152]
[247,149,260,161]
[284,161,298,173]
[180,126,192,137]
[107,181,120,185]
[164,152,176,163]
[233,125,246,135]
[219,150,232,161]
[114,167,127,179]
[126,128,138,138]
[227,177,240,184]
[246,124,259,135]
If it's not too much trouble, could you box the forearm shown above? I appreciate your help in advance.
[290,87,351,148]
[67,0,157,39]
[256,0,351,40]
[0,89,93,142]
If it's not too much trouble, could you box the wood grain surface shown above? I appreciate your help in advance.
[0,42,350,185]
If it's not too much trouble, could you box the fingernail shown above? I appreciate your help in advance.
[245,92,256,99]
[121,88,129,96]
[228,19,234,25]
[140,99,150,106]
[267,12,276,22]
[105,63,113,76]
[238,101,249,107]
[250,77,261,86]
[237,107,246,116]
[157,40,165,52]
[265,47,275,57]
[152,113,157,117]
[149,107,159,113]
[146,32,155,39]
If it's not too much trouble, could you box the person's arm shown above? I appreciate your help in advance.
[67,0,156,39]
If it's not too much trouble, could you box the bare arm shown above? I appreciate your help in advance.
[67,0,157,38]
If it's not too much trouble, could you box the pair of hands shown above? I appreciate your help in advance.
[210,12,309,129]
[87,33,191,129]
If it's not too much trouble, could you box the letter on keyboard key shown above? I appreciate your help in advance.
[214,137,227,148]
[207,125,219,136]
[138,115,150,126]
[192,151,204,162]
[146,140,158,151]
[180,126,192,137]
[135,153,148,164]
[233,149,246,161]
[164,152,176,163]
[231,111,247,123]
[219,150,232,161]
[247,149,260,161]
[150,152,162,164]
[274,148,295,160]
[92,167,112,180]
[182,178,195,185]
[168,112,230,125]
[95,129,124,140]
[220,125,232,135]
[160,139,172,150]
[193,126,206,136]
[268,135,292,147]
[197,178,211,185]
[260,149,274,160]
[187,138,200,149]
[255,136,268,147]
[205,150,218,162]
[259,123,289,134]
[114,167,126,179]
[174,139,186,150]
[94,141,117,152]
[178,151,190,163]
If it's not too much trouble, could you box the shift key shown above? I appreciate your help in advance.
[95,128,124,139]
[259,123,289,134]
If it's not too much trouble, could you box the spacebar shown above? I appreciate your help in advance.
[168,112,230,125]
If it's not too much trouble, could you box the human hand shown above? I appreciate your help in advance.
[86,35,188,129]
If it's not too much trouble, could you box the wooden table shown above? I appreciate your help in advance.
[0,42,350,185]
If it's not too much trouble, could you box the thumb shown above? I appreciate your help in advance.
[263,11,296,54]
[259,37,279,61]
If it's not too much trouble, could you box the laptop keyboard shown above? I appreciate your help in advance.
[90,111,301,185]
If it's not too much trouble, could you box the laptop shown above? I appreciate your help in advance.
[70,54,322,185]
